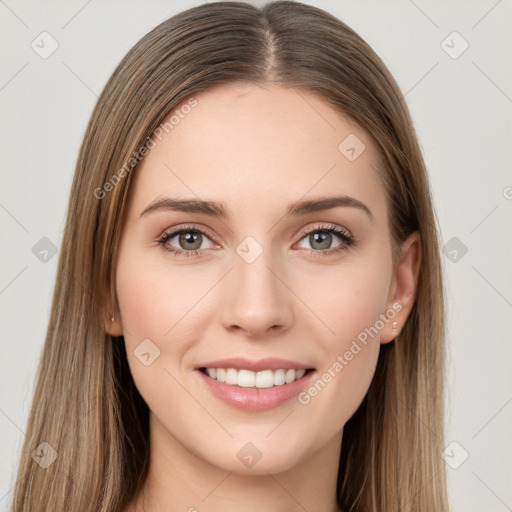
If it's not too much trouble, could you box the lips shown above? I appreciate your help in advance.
[194,357,316,411]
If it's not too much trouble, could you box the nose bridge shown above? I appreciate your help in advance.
[220,235,293,336]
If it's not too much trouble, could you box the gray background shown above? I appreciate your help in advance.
[1,0,511,510]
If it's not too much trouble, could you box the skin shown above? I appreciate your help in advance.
[106,82,421,512]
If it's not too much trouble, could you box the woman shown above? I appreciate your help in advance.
[12,1,449,510]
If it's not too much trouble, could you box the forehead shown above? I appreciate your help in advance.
[128,83,387,221]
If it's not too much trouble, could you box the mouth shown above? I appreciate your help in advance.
[194,357,316,411]
[194,366,317,413]
[199,367,314,388]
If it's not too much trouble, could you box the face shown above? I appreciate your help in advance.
[109,82,416,475]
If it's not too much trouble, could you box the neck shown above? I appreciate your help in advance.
[127,413,344,512]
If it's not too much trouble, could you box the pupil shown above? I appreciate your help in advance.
[311,232,331,250]
[180,232,201,250]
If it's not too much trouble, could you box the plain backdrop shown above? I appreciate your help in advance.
[1,1,511,510]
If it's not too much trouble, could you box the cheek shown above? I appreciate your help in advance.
[114,243,233,410]
[298,250,393,348]
[115,246,211,344]
[115,250,202,431]
[331,273,390,342]
[291,252,391,433]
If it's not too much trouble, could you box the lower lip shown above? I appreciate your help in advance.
[196,369,315,411]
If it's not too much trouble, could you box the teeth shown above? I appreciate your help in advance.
[296,369,306,379]
[238,369,255,387]
[273,369,285,386]
[255,369,274,388]
[203,367,309,388]
[226,368,238,385]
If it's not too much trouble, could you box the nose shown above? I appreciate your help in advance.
[220,244,294,339]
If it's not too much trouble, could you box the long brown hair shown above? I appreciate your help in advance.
[12,1,449,510]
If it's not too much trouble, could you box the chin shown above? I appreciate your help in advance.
[197,436,309,476]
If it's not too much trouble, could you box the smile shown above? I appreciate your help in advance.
[195,358,316,411]
[200,367,310,388]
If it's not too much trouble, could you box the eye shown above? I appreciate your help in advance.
[157,225,218,257]
[157,223,356,258]
[295,224,355,255]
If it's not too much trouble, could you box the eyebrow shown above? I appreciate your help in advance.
[139,195,373,222]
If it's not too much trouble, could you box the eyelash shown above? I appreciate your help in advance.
[156,223,356,258]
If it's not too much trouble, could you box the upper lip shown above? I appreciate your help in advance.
[195,357,314,372]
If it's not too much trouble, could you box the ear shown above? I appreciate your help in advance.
[380,231,421,344]
[101,287,123,337]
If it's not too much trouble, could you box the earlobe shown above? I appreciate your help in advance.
[105,312,123,337]
[101,288,123,336]
[380,231,422,344]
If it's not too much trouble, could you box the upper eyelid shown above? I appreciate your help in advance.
[295,223,352,240]
[160,223,352,246]
[160,224,218,243]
